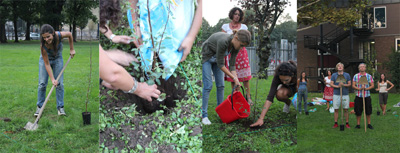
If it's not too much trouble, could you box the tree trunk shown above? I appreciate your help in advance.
[72,23,77,42]
[25,21,31,41]
[13,19,18,43]
[0,23,7,43]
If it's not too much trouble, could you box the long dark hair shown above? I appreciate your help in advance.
[40,24,58,54]
[300,71,307,82]
[379,73,387,83]
[275,60,297,78]
[100,0,121,33]
[326,69,332,76]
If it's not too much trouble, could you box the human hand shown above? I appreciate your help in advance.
[105,49,138,66]
[70,49,76,58]
[361,85,365,90]
[134,82,161,102]
[101,81,117,90]
[250,118,264,127]
[52,79,58,86]
[179,37,195,62]
[338,82,343,88]
[112,35,134,44]
[234,77,241,91]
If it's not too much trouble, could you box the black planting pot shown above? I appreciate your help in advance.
[340,125,344,131]
[377,111,380,115]
[82,112,91,125]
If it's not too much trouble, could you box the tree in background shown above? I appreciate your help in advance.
[0,0,10,43]
[270,15,296,43]
[63,0,98,42]
[41,0,66,31]
[9,0,20,42]
[385,48,400,91]
[18,0,44,41]
[238,0,289,78]
[297,0,370,29]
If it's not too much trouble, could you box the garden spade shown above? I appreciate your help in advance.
[359,75,369,133]
[336,74,346,131]
[24,56,72,131]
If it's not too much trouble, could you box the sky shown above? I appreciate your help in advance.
[203,0,297,26]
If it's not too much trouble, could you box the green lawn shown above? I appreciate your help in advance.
[298,92,400,152]
[0,40,99,152]
[203,77,297,153]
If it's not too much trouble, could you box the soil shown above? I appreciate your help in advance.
[99,74,200,152]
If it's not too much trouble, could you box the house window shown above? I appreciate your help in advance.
[396,38,400,52]
[359,41,375,60]
[374,7,386,28]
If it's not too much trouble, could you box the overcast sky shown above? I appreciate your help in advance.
[203,0,297,26]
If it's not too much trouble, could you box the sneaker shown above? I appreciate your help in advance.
[202,117,211,125]
[367,124,374,129]
[34,107,41,117]
[283,104,290,113]
[332,123,338,128]
[58,107,66,116]
[355,125,361,129]
[393,102,400,107]
[346,124,351,129]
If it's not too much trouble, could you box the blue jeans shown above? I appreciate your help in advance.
[37,56,64,109]
[202,58,224,118]
[297,88,308,112]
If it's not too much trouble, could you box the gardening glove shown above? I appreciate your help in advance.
[250,118,264,127]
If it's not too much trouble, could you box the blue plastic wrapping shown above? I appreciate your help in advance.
[127,0,195,80]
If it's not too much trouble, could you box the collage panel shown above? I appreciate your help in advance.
[1,0,399,153]
[201,0,297,152]
[99,0,203,152]
[297,0,400,152]
[0,0,99,152]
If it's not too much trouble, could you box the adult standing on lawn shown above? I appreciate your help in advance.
[330,62,352,129]
[297,71,308,114]
[250,61,297,127]
[222,7,253,105]
[99,0,160,101]
[375,73,394,115]
[324,70,334,110]
[35,24,75,116]
[201,30,252,125]
[352,63,374,130]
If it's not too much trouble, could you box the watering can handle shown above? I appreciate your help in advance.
[231,85,246,110]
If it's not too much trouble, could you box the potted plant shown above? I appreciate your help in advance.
[82,27,93,125]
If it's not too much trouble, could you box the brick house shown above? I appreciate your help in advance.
[297,1,400,92]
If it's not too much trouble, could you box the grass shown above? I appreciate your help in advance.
[203,77,297,153]
[0,40,99,153]
[298,92,400,152]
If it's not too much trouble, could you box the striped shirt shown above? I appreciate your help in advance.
[353,73,374,97]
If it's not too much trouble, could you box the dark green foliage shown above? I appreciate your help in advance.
[385,48,400,91]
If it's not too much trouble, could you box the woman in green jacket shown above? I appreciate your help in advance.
[201,30,251,125]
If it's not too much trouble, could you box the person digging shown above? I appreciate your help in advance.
[352,63,374,132]
[330,62,351,129]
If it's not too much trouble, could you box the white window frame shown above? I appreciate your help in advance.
[396,38,400,52]
[374,6,386,29]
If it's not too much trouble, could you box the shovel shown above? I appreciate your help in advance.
[336,74,346,131]
[359,75,369,133]
[24,56,72,131]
